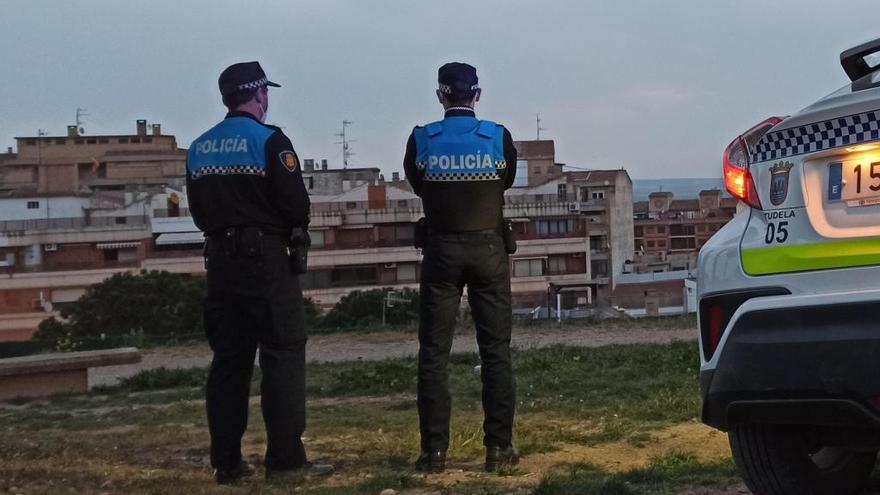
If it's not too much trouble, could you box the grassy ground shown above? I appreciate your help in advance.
[0,341,739,494]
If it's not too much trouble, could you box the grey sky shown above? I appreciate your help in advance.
[2,0,879,179]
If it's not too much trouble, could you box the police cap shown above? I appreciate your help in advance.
[438,62,479,97]
[218,61,281,97]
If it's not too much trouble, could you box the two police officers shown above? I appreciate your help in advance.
[404,62,521,473]
[186,61,331,484]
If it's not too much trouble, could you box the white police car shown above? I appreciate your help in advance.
[699,37,880,494]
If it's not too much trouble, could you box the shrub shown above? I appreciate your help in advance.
[33,270,205,348]
[320,288,419,330]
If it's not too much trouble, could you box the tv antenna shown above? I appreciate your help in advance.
[335,120,355,168]
[76,107,89,134]
[536,113,547,140]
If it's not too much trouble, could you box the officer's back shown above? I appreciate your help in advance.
[404,62,521,475]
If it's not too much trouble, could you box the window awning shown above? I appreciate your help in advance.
[155,232,205,246]
[96,241,141,249]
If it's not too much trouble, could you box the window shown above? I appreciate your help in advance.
[647,240,655,248]
[591,191,606,200]
[306,177,314,189]
[513,258,544,277]
[397,263,416,282]
[54,139,66,145]
[24,139,37,146]
[537,219,574,236]
[115,217,127,225]
[86,139,97,144]
[657,240,667,247]
[74,139,84,145]
[130,138,141,143]
[397,200,408,208]
[590,236,606,251]
[98,138,109,144]
[591,260,609,278]
[118,138,129,144]
[346,201,357,209]
[143,138,152,143]
[671,238,697,250]
[330,266,377,286]
[513,160,528,187]
[26,201,39,209]
[547,256,566,274]
[557,183,567,202]
[634,226,643,237]
[657,226,667,234]
[310,230,325,248]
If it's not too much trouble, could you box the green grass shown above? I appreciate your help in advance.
[0,341,719,495]
[535,452,739,495]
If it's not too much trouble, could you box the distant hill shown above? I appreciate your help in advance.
[632,178,726,201]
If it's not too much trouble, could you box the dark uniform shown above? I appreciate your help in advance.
[403,63,518,465]
[186,62,311,477]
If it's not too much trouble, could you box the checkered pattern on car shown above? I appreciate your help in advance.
[752,109,880,163]
[189,165,266,180]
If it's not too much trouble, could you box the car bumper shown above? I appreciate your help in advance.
[701,296,880,431]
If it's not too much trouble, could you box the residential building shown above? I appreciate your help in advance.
[0,120,186,197]
[632,189,738,273]
[0,132,634,341]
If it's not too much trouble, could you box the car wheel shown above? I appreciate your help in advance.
[729,424,877,495]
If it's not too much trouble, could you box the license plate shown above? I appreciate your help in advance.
[828,160,880,207]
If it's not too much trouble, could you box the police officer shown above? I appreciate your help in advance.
[404,62,520,473]
[186,61,332,484]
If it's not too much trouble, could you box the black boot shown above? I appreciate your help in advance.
[214,460,256,485]
[414,450,446,473]
[485,445,520,472]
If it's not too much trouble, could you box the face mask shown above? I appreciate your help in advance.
[258,99,269,123]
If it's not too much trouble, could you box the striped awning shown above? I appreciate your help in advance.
[96,241,141,250]
[155,232,205,246]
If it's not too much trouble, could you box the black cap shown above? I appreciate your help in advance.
[438,62,479,96]
[218,61,280,97]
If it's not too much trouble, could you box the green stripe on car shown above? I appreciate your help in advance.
[742,237,880,275]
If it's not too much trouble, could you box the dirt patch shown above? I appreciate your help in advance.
[521,422,729,474]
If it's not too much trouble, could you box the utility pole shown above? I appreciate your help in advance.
[536,113,547,140]
[37,129,48,222]
[76,108,88,134]
[335,120,355,169]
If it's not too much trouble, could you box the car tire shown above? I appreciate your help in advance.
[729,424,877,495]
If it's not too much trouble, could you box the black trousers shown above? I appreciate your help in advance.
[417,233,515,453]
[204,236,307,471]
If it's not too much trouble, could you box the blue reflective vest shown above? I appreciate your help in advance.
[412,117,506,182]
[186,117,275,179]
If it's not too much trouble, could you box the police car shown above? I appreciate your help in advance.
[699,37,880,494]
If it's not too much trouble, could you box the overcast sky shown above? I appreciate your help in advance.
[2,1,879,179]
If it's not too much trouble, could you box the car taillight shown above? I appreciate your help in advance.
[706,304,723,357]
[723,116,785,210]
[699,287,790,361]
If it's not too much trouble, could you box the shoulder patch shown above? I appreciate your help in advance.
[279,151,298,172]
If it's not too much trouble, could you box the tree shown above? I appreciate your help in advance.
[34,270,205,346]
[320,288,419,329]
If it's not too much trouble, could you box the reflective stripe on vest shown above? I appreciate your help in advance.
[187,117,274,179]
[412,117,505,182]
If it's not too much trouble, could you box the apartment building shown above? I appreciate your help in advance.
[632,189,738,273]
[0,120,186,197]
[0,130,634,341]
